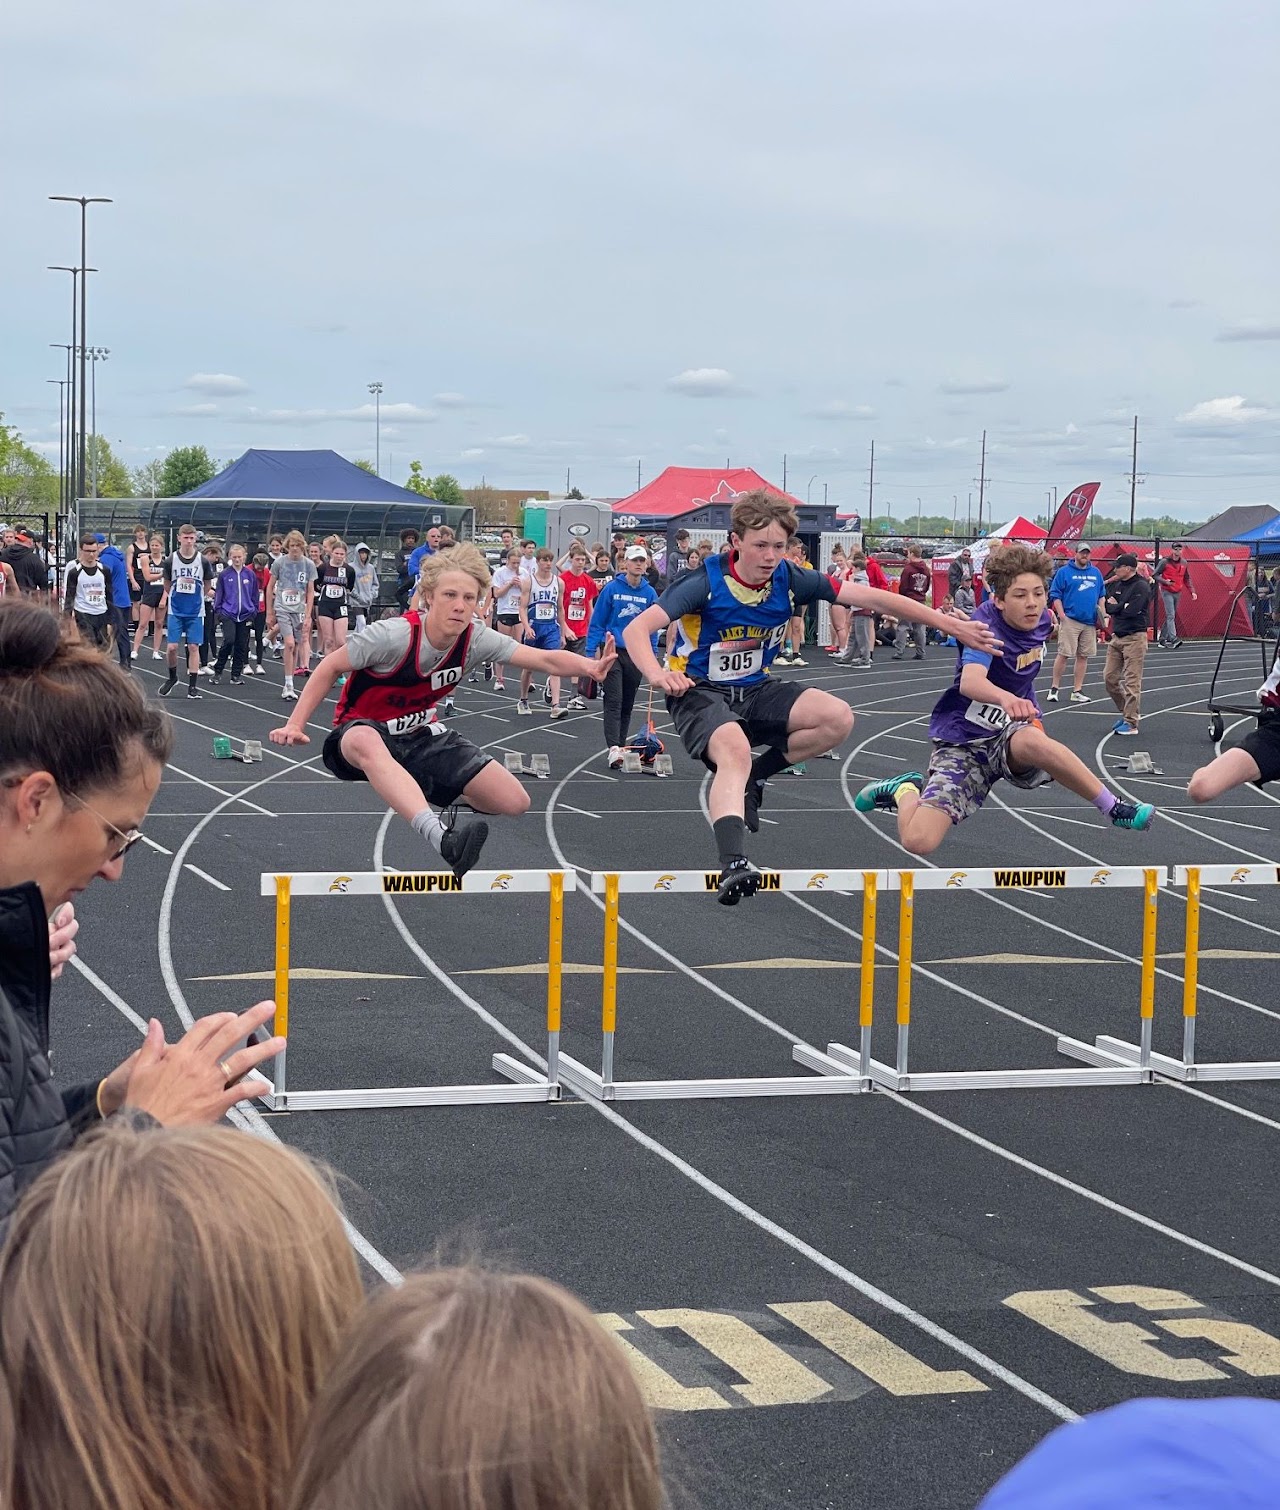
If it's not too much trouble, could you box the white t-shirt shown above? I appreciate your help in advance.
[492,566,524,615]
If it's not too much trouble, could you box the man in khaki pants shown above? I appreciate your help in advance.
[1103,553,1153,735]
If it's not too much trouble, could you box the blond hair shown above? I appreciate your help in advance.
[729,488,797,540]
[287,1268,663,1510]
[0,1121,362,1510]
[283,529,307,550]
[418,541,492,598]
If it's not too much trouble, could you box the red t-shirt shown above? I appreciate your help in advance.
[866,558,890,592]
[560,570,599,638]
[1158,557,1189,594]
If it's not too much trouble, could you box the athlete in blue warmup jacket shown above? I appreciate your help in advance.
[624,491,1001,902]
[586,546,659,765]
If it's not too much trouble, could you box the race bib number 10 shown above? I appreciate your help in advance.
[708,640,763,683]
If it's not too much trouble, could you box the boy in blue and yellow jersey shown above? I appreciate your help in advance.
[855,544,1154,852]
[624,490,1001,903]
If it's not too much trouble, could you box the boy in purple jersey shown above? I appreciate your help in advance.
[856,545,1154,850]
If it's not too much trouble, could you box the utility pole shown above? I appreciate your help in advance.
[88,348,108,496]
[782,453,788,491]
[867,440,875,523]
[46,380,66,513]
[1127,414,1142,534]
[637,459,641,490]
[975,429,987,533]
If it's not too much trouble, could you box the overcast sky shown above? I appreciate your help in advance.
[4,0,1279,521]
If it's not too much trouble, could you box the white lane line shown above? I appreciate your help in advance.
[184,863,231,892]
[154,754,404,1287]
[379,806,1075,1424]
[69,956,150,1032]
[166,762,277,817]
[139,834,174,855]
[559,803,602,819]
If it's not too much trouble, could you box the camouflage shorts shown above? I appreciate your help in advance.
[920,723,1052,825]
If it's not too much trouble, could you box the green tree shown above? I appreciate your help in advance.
[159,445,216,498]
[567,486,584,500]
[353,458,377,474]
[0,414,58,511]
[429,473,464,506]
[405,460,431,495]
[130,459,166,497]
[84,435,133,498]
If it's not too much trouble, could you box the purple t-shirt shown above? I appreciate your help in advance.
[929,598,1052,744]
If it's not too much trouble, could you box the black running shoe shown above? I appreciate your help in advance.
[716,857,762,906]
[158,679,178,697]
[744,776,767,834]
[542,681,553,706]
[187,686,203,699]
[439,818,489,879]
[483,661,494,682]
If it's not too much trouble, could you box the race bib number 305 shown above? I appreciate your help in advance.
[708,640,763,683]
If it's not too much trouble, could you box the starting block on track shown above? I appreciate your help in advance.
[502,752,552,778]
[256,869,575,1111]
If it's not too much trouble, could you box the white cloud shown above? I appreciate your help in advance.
[461,447,485,458]
[241,402,436,426]
[1216,320,1280,342]
[812,400,876,420]
[665,368,741,398]
[174,402,219,417]
[490,433,532,448]
[184,372,249,396]
[1176,395,1273,426]
[938,377,1010,396]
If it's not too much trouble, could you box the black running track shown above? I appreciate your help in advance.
[56,638,1280,1510]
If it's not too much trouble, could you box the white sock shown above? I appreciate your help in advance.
[285,673,294,687]
[411,808,444,852]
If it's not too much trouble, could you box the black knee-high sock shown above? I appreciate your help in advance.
[713,815,748,866]
[750,747,790,786]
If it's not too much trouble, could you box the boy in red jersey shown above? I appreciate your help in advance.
[270,544,615,876]
[560,543,600,708]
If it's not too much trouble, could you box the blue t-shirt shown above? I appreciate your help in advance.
[406,543,435,579]
[658,556,836,688]
[586,574,659,655]
[929,597,1052,744]
[1049,562,1106,624]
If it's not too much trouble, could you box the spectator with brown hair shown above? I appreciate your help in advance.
[0,599,284,1235]
[0,1120,362,1510]
[287,1268,663,1510]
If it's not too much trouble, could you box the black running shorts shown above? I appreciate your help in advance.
[1240,711,1280,786]
[323,720,492,808]
[666,678,806,765]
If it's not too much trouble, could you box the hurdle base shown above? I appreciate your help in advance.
[1078,1035,1280,1084]
[265,1078,559,1111]
[558,1050,868,1102]
[804,1039,1150,1092]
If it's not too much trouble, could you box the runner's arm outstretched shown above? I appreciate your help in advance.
[506,634,617,682]
[836,582,1002,654]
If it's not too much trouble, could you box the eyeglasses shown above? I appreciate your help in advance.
[2,778,143,861]
[66,792,144,861]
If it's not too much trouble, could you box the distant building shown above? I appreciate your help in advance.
[463,488,550,526]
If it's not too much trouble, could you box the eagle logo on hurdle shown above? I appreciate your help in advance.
[489,873,514,892]
[1090,869,1111,886]
[653,874,678,891]
[1230,867,1251,883]
[328,876,353,894]
[806,872,830,890]
[945,871,968,887]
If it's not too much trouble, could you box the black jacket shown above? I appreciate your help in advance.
[0,883,101,1235]
[1104,575,1153,637]
[0,544,49,595]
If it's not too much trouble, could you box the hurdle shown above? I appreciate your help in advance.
[552,869,879,1101]
[796,866,1165,1092]
[1075,863,1280,1084]
[258,869,574,1110]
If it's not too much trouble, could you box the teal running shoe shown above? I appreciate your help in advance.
[854,771,924,814]
[1111,799,1154,831]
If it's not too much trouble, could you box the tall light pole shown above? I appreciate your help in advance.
[806,474,818,503]
[47,268,92,507]
[367,382,383,475]
[88,348,109,496]
[50,195,111,504]
[46,380,67,513]
[48,342,75,511]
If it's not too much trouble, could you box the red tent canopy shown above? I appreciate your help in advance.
[612,467,801,521]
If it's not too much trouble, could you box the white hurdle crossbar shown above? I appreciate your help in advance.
[553,869,877,1101]
[259,869,575,1110]
[804,865,1166,1092]
[1080,863,1280,1083]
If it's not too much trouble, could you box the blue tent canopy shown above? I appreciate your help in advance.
[1234,514,1280,544]
[180,448,435,504]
